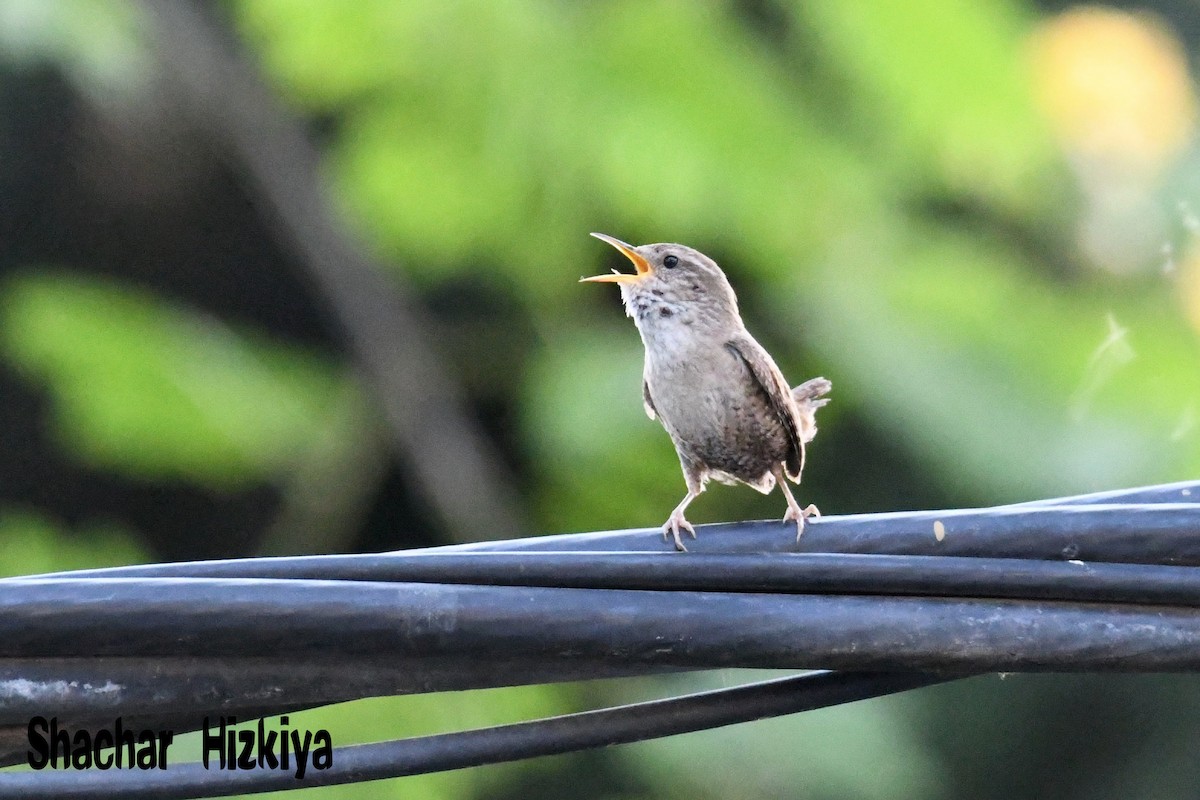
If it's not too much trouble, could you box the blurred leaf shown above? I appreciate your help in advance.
[788,0,1059,212]
[797,222,1200,501]
[0,272,360,489]
[0,0,152,101]
[237,0,875,307]
[0,508,145,577]
[622,671,949,800]
[521,325,681,531]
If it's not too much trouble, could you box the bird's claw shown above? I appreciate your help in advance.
[785,503,820,541]
[662,512,696,552]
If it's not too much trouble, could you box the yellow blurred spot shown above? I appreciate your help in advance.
[933,520,946,542]
[1029,6,1196,174]
[1179,247,1200,334]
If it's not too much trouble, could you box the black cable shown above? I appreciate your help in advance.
[0,670,952,799]
[26,500,1200,586]
[0,655,670,727]
[16,550,1200,604]
[1011,479,1200,507]
[4,480,1198,797]
[3,576,1200,670]
[7,547,1200,738]
[446,503,1200,561]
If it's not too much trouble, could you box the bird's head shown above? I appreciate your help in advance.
[581,233,740,330]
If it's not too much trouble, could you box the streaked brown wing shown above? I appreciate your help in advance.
[725,335,804,481]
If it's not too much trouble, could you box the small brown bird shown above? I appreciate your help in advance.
[581,233,830,551]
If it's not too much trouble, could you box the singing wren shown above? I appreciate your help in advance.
[581,233,830,551]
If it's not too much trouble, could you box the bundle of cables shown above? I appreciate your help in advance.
[1,480,1198,798]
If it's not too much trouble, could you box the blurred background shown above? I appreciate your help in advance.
[1,0,1199,797]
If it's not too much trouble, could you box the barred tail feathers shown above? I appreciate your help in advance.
[791,377,831,444]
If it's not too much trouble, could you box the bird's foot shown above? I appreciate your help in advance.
[662,511,697,552]
[784,503,820,541]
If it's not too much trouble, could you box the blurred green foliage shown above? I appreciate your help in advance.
[0,0,150,99]
[0,509,145,577]
[0,273,360,489]
[1,0,1199,798]
[235,0,1200,528]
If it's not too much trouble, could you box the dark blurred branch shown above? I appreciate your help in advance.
[132,0,525,540]
[256,384,390,555]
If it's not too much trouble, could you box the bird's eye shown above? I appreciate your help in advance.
[663,255,679,269]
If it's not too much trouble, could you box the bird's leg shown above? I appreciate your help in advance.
[774,465,819,541]
[662,492,698,551]
[663,466,704,552]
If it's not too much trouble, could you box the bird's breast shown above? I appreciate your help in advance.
[644,337,789,480]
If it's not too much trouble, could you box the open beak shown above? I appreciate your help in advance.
[580,233,652,283]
